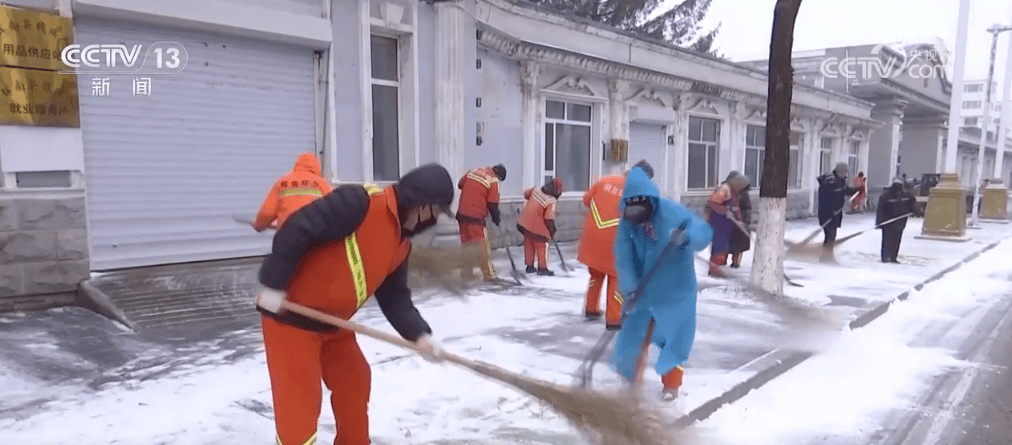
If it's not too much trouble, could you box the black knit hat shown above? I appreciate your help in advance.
[633,160,654,179]
[492,164,507,181]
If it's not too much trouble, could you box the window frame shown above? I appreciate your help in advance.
[847,140,860,177]
[788,131,803,189]
[819,136,834,175]
[743,124,765,187]
[368,33,403,182]
[542,98,594,194]
[686,115,722,191]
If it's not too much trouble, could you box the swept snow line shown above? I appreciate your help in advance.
[672,237,1010,430]
[916,306,1010,445]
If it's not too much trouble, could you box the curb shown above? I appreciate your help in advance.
[673,236,1008,429]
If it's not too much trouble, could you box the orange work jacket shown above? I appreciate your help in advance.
[284,184,411,321]
[254,153,332,230]
[518,187,557,239]
[456,167,501,223]
[577,175,625,276]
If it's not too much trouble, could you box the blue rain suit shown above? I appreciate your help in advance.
[609,167,713,380]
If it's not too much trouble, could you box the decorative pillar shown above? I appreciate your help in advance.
[867,100,906,188]
[920,0,971,241]
[608,78,631,175]
[521,60,543,189]
[431,0,468,247]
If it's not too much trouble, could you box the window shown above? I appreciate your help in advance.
[371,35,400,181]
[962,100,983,109]
[743,125,765,187]
[965,83,983,93]
[544,99,592,191]
[964,117,979,126]
[847,141,860,176]
[687,116,720,189]
[788,132,802,188]
[819,136,834,174]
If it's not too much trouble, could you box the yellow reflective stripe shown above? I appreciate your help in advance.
[466,172,495,188]
[590,200,620,229]
[613,291,624,304]
[277,433,317,445]
[279,188,324,197]
[363,183,383,195]
[533,190,550,207]
[345,233,369,308]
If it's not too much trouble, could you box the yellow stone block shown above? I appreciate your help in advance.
[919,173,970,241]
[980,180,1009,221]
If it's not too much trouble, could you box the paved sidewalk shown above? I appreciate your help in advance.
[0,214,1009,444]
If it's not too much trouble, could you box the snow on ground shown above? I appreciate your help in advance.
[1,214,1009,445]
[693,237,1012,445]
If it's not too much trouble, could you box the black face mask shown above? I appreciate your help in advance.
[623,201,653,224]
[399,204,440,238]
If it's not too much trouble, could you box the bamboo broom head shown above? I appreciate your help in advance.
[464,360,681,445]
[408,243,491,294]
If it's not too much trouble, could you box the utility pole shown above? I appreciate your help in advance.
[971,24,1012,227]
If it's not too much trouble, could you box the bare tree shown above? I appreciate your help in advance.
[750,0,803,295]
[523,0,722,55]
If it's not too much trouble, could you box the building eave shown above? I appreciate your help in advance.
[477,0,876,119]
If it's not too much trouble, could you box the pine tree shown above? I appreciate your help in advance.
[749,0,802,296]
[524,0,721,55]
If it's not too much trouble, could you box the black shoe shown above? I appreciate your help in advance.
[584,311,603,321]
[537,268,555,276]
[605,323,622,331]
[890,258,900,264]
[525,265,537,274]
[881,258,889,263]
[730,263,740,269]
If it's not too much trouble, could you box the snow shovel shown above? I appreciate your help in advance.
[832,212,913,247]
[576,227,687,389]
[279,300,679,445]
[503,242,525,285]
[552,238,575,275]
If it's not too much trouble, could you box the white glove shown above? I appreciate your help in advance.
[415,333,444,363]
[256,287,286,313]
[725,210,736,220]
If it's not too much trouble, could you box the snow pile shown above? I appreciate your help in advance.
[695,238,1012,445]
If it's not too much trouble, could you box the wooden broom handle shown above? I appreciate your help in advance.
[632,318,656,388]
[279,300,478,369]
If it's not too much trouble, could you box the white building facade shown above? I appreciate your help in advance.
[0,0,877,304]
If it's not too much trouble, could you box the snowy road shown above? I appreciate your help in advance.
[1,223,1010,444]
[691,237,1012,445]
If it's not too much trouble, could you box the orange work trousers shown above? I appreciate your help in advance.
[584,268,622,326]
[522,234,548,269]
[459,222,496,280]
[262,316,371,445]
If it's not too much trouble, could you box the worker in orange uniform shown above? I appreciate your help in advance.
[253,152,332,231]
[579,160,654,330]
[455,164,507,281]
[254,163,454,445]
[517,177,563,276]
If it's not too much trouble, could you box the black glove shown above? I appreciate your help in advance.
[491,215,501,226]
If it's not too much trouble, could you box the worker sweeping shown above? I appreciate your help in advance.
[817,163,861,263]
[456,164,507,281]
[518,177,563,276]
[579,160,654,330]
[252,152,332,231]
[611,166,713,401]
[704,172,750,277]
[254,163,454,445]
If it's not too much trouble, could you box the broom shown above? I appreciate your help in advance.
[832,212,913,246]
[279,300,680,445]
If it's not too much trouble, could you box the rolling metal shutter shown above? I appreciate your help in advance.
[628,122,668,193]
[76,18,317,270]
